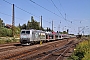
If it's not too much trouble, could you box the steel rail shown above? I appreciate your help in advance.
[39,41,74,60]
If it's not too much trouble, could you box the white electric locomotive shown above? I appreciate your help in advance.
[20,29,46,45]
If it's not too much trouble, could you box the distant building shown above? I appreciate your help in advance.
[5,24,12,28]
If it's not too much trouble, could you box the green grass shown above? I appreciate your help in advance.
[0,37,19,44]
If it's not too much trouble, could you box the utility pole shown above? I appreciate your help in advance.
[52,20,53,32]
[12,4,15,37]
[40,16,42,29]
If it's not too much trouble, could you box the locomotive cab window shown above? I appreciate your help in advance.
[26,31,30,34]
[21,31,25,34]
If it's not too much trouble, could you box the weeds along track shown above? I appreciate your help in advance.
[0,37,76,60]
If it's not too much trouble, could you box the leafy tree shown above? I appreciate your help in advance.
[48,28,51,31]
[67,29,69,34]
[0,27,12,37]
[0,18,5,28]
[18,23,21,30]
[59,31,62,34]
[27,21,31,29]
[21,24,26,29]
[7,29,12,37]
[26,16,40,30]
[19,16,44,31]
[31,16,39,29]
[62,31,68,34]
[1,28,7,36]
[46,27,49,31]
[14,27,20,35]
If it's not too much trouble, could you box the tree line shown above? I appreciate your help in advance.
[0,16,68,37]
[0,16,52,37]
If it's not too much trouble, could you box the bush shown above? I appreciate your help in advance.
[0,27,20,37]
[5,39,12,43]
[68,55,79,60]
[68,38,90,60]
[0,27,12,37]
[0,37,20,44]
[82,51,90,60]
[0,40,5,44]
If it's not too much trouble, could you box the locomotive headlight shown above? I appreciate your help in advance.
[74,49,76,51]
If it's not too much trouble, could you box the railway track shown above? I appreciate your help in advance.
[22,40,75,60]
[0,42,22,52]
[0,45,23,52]
[0,42,20,47]
[0,37,76,60]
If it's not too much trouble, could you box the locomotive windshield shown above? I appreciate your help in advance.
[21,31,30,34]
[26,31,30,34]
[21,31,25,34]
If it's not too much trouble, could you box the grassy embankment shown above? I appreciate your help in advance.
[68,36,90,60]
[0,36,20,44]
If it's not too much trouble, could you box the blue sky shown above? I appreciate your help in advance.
[0,0,90,35]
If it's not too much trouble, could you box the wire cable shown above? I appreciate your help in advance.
[3,0,52,24]
[3,0,39,18]
[29,0,63,18]
[0,12,26,21]
[50,0,65,19]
